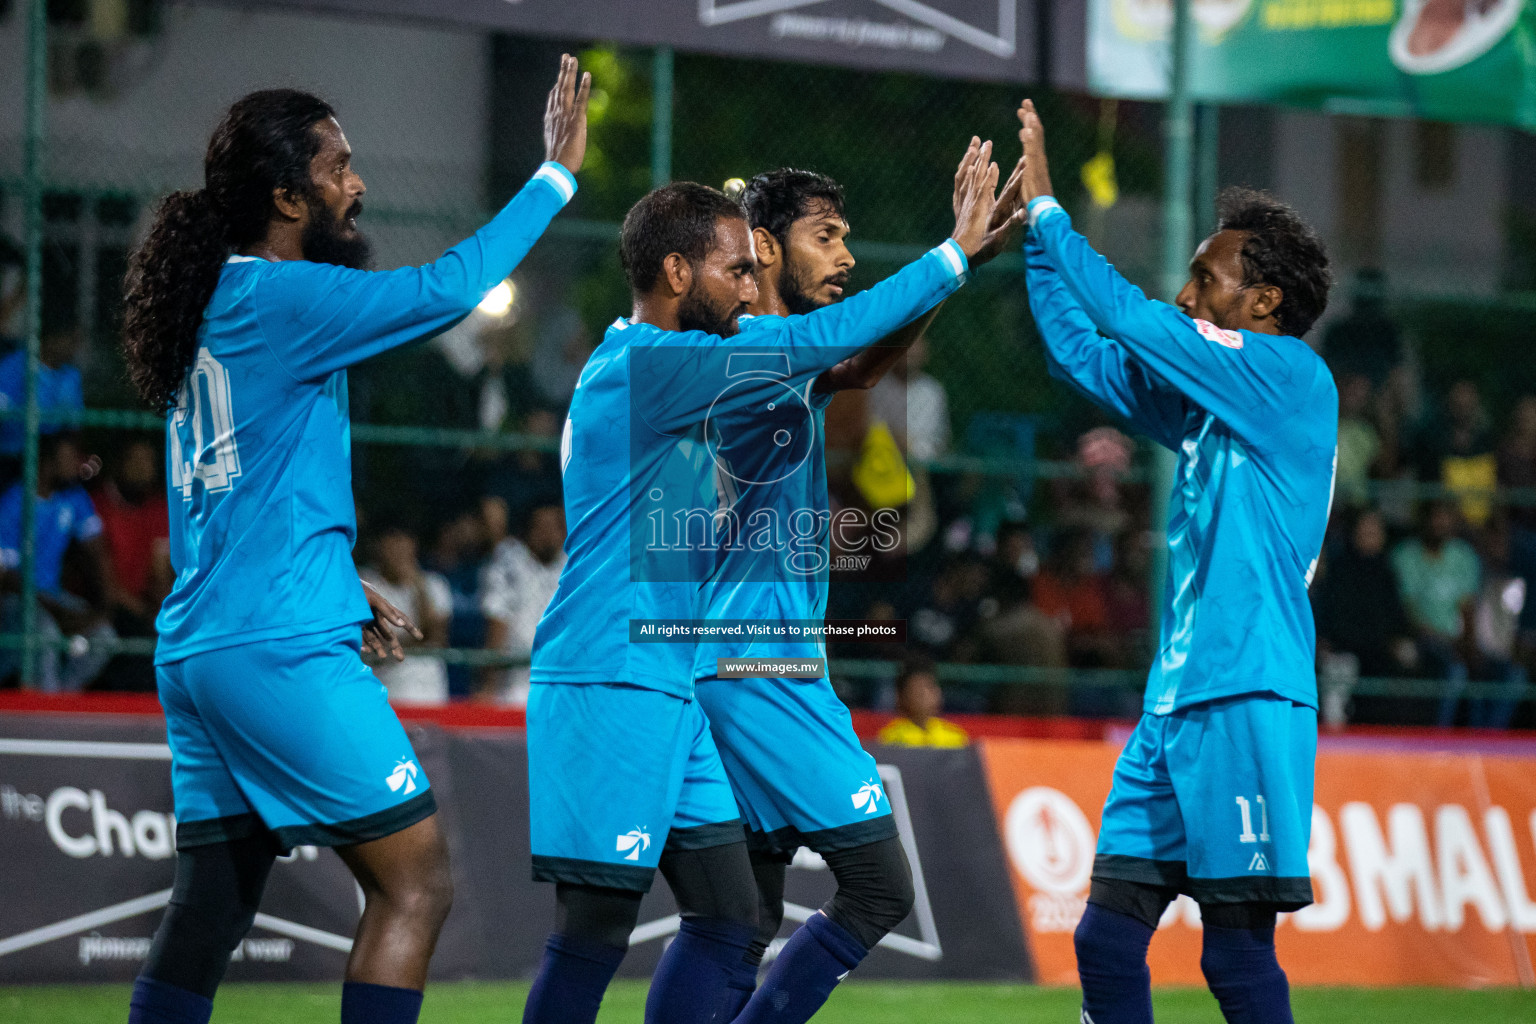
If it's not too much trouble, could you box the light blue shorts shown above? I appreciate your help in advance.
[527,682,743,891]
[1095,693,1316,908]
[158,624,435,850]
[695,675,895,855]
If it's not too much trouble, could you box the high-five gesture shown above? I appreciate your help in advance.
[544,53,592,176]
[1016,99,1055,204]
[949,137,1001,260]
[971,154,1030,266]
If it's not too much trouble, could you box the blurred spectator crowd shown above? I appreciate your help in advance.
[0,266,1531,731]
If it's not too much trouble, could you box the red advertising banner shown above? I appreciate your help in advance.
[979,738,1536,988]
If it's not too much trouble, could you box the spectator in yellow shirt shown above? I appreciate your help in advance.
[877,655,969,748]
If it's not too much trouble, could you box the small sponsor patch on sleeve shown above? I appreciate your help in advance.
[1194,319,1244,350]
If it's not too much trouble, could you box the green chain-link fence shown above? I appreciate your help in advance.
[1,31,1534,725]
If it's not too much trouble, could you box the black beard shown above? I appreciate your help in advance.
[677,284,741,338]
[302,196,372,270]
[779,256,829,317]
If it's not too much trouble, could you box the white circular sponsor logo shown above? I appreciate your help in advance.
[1390,0,1523,76]
[1004,786,1095,895]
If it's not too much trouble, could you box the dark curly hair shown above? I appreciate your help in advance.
[619,181,745,293]
[739,168,846,244]
[1215,186,1332,338]
[122,90,336,412]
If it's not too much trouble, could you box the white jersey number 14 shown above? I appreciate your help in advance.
[170,348,243,500]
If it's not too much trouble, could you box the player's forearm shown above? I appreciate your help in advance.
[258,165,579,380]
[814,304,943,393]
[1027,198,1168,351]
[787,241,967,373]
[652,242,970,432]
[414,163,577,317]
[1027,198,1301,440]
[1027,242,1169,439]
[1027,243,1105,386]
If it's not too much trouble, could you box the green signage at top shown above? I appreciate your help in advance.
[1089,0,1535,126]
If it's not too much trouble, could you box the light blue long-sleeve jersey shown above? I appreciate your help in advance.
[156,163,577,663]
[1025,197,1337,714]
[532,241,969,697]
[690,313,836,680]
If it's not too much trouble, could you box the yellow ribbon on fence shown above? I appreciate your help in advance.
[851,420,915,509]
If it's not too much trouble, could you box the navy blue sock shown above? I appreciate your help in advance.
[128,976,212,1024]
[721,940,767,1021]
[523,933,627,1024]
[1200,924,1294,1024]
[645,917,757,1024]
[341,981,423,1024]
[1073,902,1155,1024]
[735,912,867,1024]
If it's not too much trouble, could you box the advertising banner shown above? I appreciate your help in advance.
[12,709,1536,989]
[1087,0,1536,127]
[0,715,481,984]
[0,713,1029,984]
[215,1,1039,84]
[980,737,1536,987]
[0,715,357,983]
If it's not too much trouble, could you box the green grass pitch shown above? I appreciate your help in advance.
[4,981,1534,1022]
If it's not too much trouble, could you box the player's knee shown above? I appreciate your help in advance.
[1198,903,1285,989]
[747,849,790,954]
[1072,906,1117,965]
[159,882,260,955]
[556,884,645,950]
[820,837,914,950]
[750,907,783,956]
[1073,880,1171,979]
[143,834,281,998]
[1072,911,1101,964]
[751,879,787,950]
[659,839,759,928]
[869,847,917,927]
[1073,900,1155,979]
[364,839,454,930]
[391,858,454,928]
[753,887,786,941]
[412,856,456,928]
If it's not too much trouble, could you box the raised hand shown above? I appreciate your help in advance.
[543,53,593,176]
[971,154,1030,266]
[949,137,1001,261]
[951,137,982,221]
[1016,99,1055,204]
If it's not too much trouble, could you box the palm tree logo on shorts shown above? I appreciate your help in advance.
[851,780,885,815]
[386,759,419,795]
[617,827,652,861]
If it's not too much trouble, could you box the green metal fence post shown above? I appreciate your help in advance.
[1150,0,1195,625]
[651,46,674,188]
[1161,0,1195,308]
[20,0,48,688]
[1195,103,1220,238]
